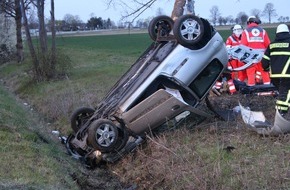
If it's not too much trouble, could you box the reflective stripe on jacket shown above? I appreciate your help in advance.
[262,32,290,78]
[226,35,240,48]
[241,23,270,50]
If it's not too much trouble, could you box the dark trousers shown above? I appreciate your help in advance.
[271,78,290,113]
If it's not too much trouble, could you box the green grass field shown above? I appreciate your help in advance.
[1,27,290,189]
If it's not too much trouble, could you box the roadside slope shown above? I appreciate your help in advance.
[0,77,124,189]
[0,84,79,189]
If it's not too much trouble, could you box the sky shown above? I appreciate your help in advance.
[44,0,289,23]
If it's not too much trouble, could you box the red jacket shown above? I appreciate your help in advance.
[241,23,270,50]
[226,34,241,48]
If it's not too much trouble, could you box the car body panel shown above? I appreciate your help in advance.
[119,33,227,113]
[240,103,290,136]
[122,89,188,134]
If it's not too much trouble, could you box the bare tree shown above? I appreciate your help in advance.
[218,16,222,26]
[106,0,158,23]
[236,11,248,25]
[241,15,248,25]
[32,0,47,53]
[250,8,261,20]
[0,0,24,62]
[50,0,56,72]
[209,5,221,26]
[26,6,38,29]
[262,2,277,23]
[21,0,60,81]
[105,0,192,22]
[222,17,229,25]
[226,15,234,25]
[20,0,40,79]
[156,7,164,16]
[63,14,82,31]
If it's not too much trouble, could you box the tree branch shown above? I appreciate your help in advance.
[121,0,157,22]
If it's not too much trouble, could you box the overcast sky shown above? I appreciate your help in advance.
[45,0,289,23]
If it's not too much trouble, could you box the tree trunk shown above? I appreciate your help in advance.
[20,0,40,80]
[50,0,56,74]
[15,0,23,63]
[37,0,47,54]
[171,0,186,20]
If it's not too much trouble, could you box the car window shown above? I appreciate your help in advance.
[188,59,224,98]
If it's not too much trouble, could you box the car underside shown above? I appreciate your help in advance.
[65,15,233,167]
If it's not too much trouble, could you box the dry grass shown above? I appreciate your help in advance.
[108,94,290,189]
[112,114,290,189]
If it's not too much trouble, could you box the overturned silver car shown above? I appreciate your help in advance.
[65,15,228,167]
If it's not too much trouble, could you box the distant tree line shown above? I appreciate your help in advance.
[209,2,288,26]
[21,2,290,33]
[51,2,289,31]
[53,14,114,31]
[25,12,152,32]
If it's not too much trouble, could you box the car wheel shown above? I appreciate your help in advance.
[173,15,204,48]
[148,15,174,41]
[113,126,129,152]
[87,119,119,152]
[71,107,95,133]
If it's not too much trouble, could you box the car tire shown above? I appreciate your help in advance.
[87,119,119,152]
[113,126,129,152]
[148,15,174,41]
[173,15,205,49]
[71,107,95,133]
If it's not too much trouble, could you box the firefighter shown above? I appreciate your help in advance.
[241,16,271,86]
[261,24,290,115]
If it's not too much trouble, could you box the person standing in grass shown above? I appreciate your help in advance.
[241,16,271,86]
[213,25,245,95]
[262,24,290,115]
[226,24,247,83]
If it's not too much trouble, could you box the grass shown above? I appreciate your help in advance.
[113,119,290,189]
[1,27,290,189]
[0,84,80,189]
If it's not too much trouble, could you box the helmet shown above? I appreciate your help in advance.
[233,24,243,30]
[247,16,261,24]
[232,24,243,37]
[276,24,289,33]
